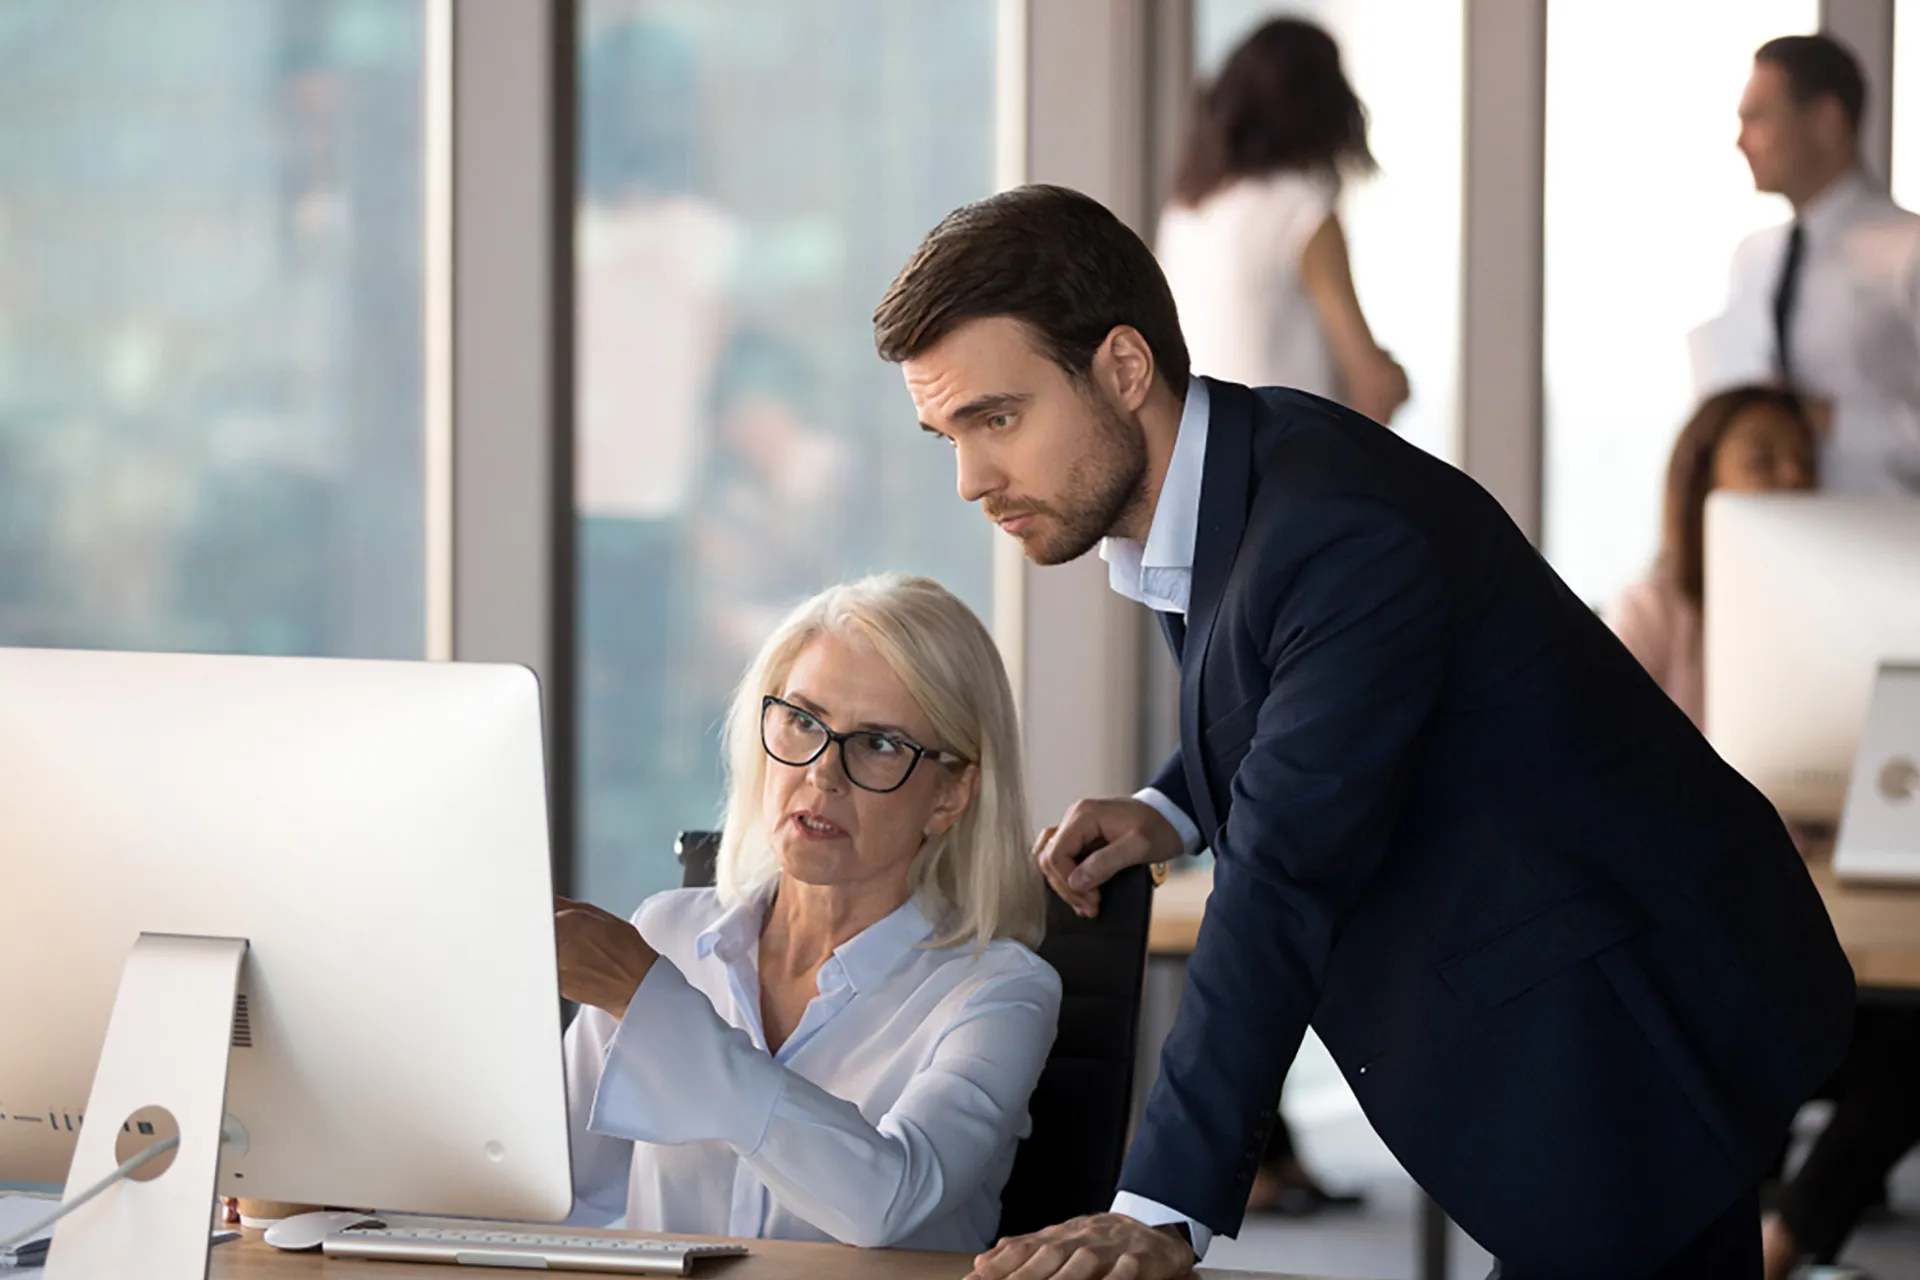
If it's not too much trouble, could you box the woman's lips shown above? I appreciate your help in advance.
[791,811,847,840]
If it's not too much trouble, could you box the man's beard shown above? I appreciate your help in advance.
[990,389,1149,567]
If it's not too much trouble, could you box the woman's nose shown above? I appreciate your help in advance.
[805,742,850,793]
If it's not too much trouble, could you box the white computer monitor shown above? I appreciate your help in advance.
[0,649,573,1264]
[1704,493,1920,823]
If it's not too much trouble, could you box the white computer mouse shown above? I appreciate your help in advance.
[261,1210,384,1251]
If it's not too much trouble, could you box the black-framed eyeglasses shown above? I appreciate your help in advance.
[760,695,968,794]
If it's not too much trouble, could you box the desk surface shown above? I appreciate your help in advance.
[1149,849,1920,991]
[207,1228,1355,1280]
[1805,854,1920,990]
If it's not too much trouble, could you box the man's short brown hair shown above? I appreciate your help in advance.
[873,184,1191,391]
[1756,33,1865,135]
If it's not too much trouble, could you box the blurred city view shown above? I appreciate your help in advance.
[574,0,997,910]
[0,0,425,659]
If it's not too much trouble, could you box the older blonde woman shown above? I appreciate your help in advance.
[553,574,1059,1251]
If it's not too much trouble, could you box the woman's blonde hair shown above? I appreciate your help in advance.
[715,573,1042,950]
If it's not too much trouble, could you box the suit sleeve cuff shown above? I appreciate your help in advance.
[1110,1191,1212,1260]
[1134,787,1203,857]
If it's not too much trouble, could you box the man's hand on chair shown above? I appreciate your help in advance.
[967,1214,1197,1280]
[1034,798,1183,918]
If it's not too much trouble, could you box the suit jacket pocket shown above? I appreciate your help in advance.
[1440,884,1646,1009]
[1203,692,1263,757]
[1199,692,1264,814]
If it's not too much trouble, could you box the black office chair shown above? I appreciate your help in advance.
[675,829,721,891]
[672,829,1152,1239]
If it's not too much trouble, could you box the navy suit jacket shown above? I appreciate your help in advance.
[1121,380,1854,1276]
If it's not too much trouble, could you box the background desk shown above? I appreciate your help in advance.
[1804,852,1920,992]
[206,1227,1369,1279]
[1149,847,1920,984]
[1141,847,1920,1280]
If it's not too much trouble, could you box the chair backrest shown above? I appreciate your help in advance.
[996,861,1151,1236]
[675,829,721,891]
[672,829,1151,1239]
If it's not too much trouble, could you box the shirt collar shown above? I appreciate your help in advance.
[1099,377,1210,604]
[695,885,936,995]
[1798,167,1875,244]
[696,895,765,963]
[830,895,937,993]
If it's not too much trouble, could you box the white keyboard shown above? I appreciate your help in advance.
[321,1223,750,1274]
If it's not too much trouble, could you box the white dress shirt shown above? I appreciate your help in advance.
[1100,377,1211,617]
[1702,169,1920,495]
[1156,172,1340,396]
[1101,377,1210,860]
[1097,378,1216,1256]
[562,885,1061,1252]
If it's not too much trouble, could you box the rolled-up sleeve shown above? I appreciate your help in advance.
[586,954,1061,1248]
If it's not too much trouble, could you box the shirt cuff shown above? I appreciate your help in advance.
[1134,787,1203,857]
[588,956,782,1153]
[1110,1191,1211,1261]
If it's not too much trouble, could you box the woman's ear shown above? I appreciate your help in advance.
[924,762,981,838]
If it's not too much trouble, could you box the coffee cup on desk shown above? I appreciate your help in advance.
[234,1198,320,1227]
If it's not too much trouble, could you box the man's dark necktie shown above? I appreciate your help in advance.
[1772,221,1806,383]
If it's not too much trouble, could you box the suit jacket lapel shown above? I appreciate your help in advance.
[1157,610,1185,660]
[1179,378,1257,843]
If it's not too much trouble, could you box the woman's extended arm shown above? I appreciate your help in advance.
[584,953,1061,1248]
[1299,213,1409,424]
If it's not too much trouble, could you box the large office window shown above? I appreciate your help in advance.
[0,0,425,657]
[1193,0,1464,464]
[1543,1,1815,609]
[574,1,999,912]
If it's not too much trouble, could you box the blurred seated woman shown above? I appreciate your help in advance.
[554,574,1059,1251]
[1606,385,1817,727]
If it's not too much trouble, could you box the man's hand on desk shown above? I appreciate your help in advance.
[554,897,658,1020]
[1034,799,1183,919]
[968,1213,1196,1280]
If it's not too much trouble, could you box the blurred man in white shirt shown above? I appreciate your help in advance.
[1703,33,1920,495]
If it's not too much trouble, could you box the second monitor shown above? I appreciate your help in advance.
[1704,493,1920,824]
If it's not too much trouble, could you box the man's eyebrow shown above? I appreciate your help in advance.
[919,392,1030,436]
[950,392,1030,421]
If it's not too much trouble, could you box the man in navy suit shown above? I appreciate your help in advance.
[874,185,1854,1280]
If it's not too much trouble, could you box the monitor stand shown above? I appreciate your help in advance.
[1835,664,1920,882]
[48,933,248,1280]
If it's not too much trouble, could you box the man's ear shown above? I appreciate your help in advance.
[1095,325,1159,414]
[1812,93,1854,155]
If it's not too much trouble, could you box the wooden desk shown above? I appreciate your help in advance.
[1805,852,1920,991]
[1148,866,1213,957]
[205,1227,1356,1279]
[1150,849,1920,989]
